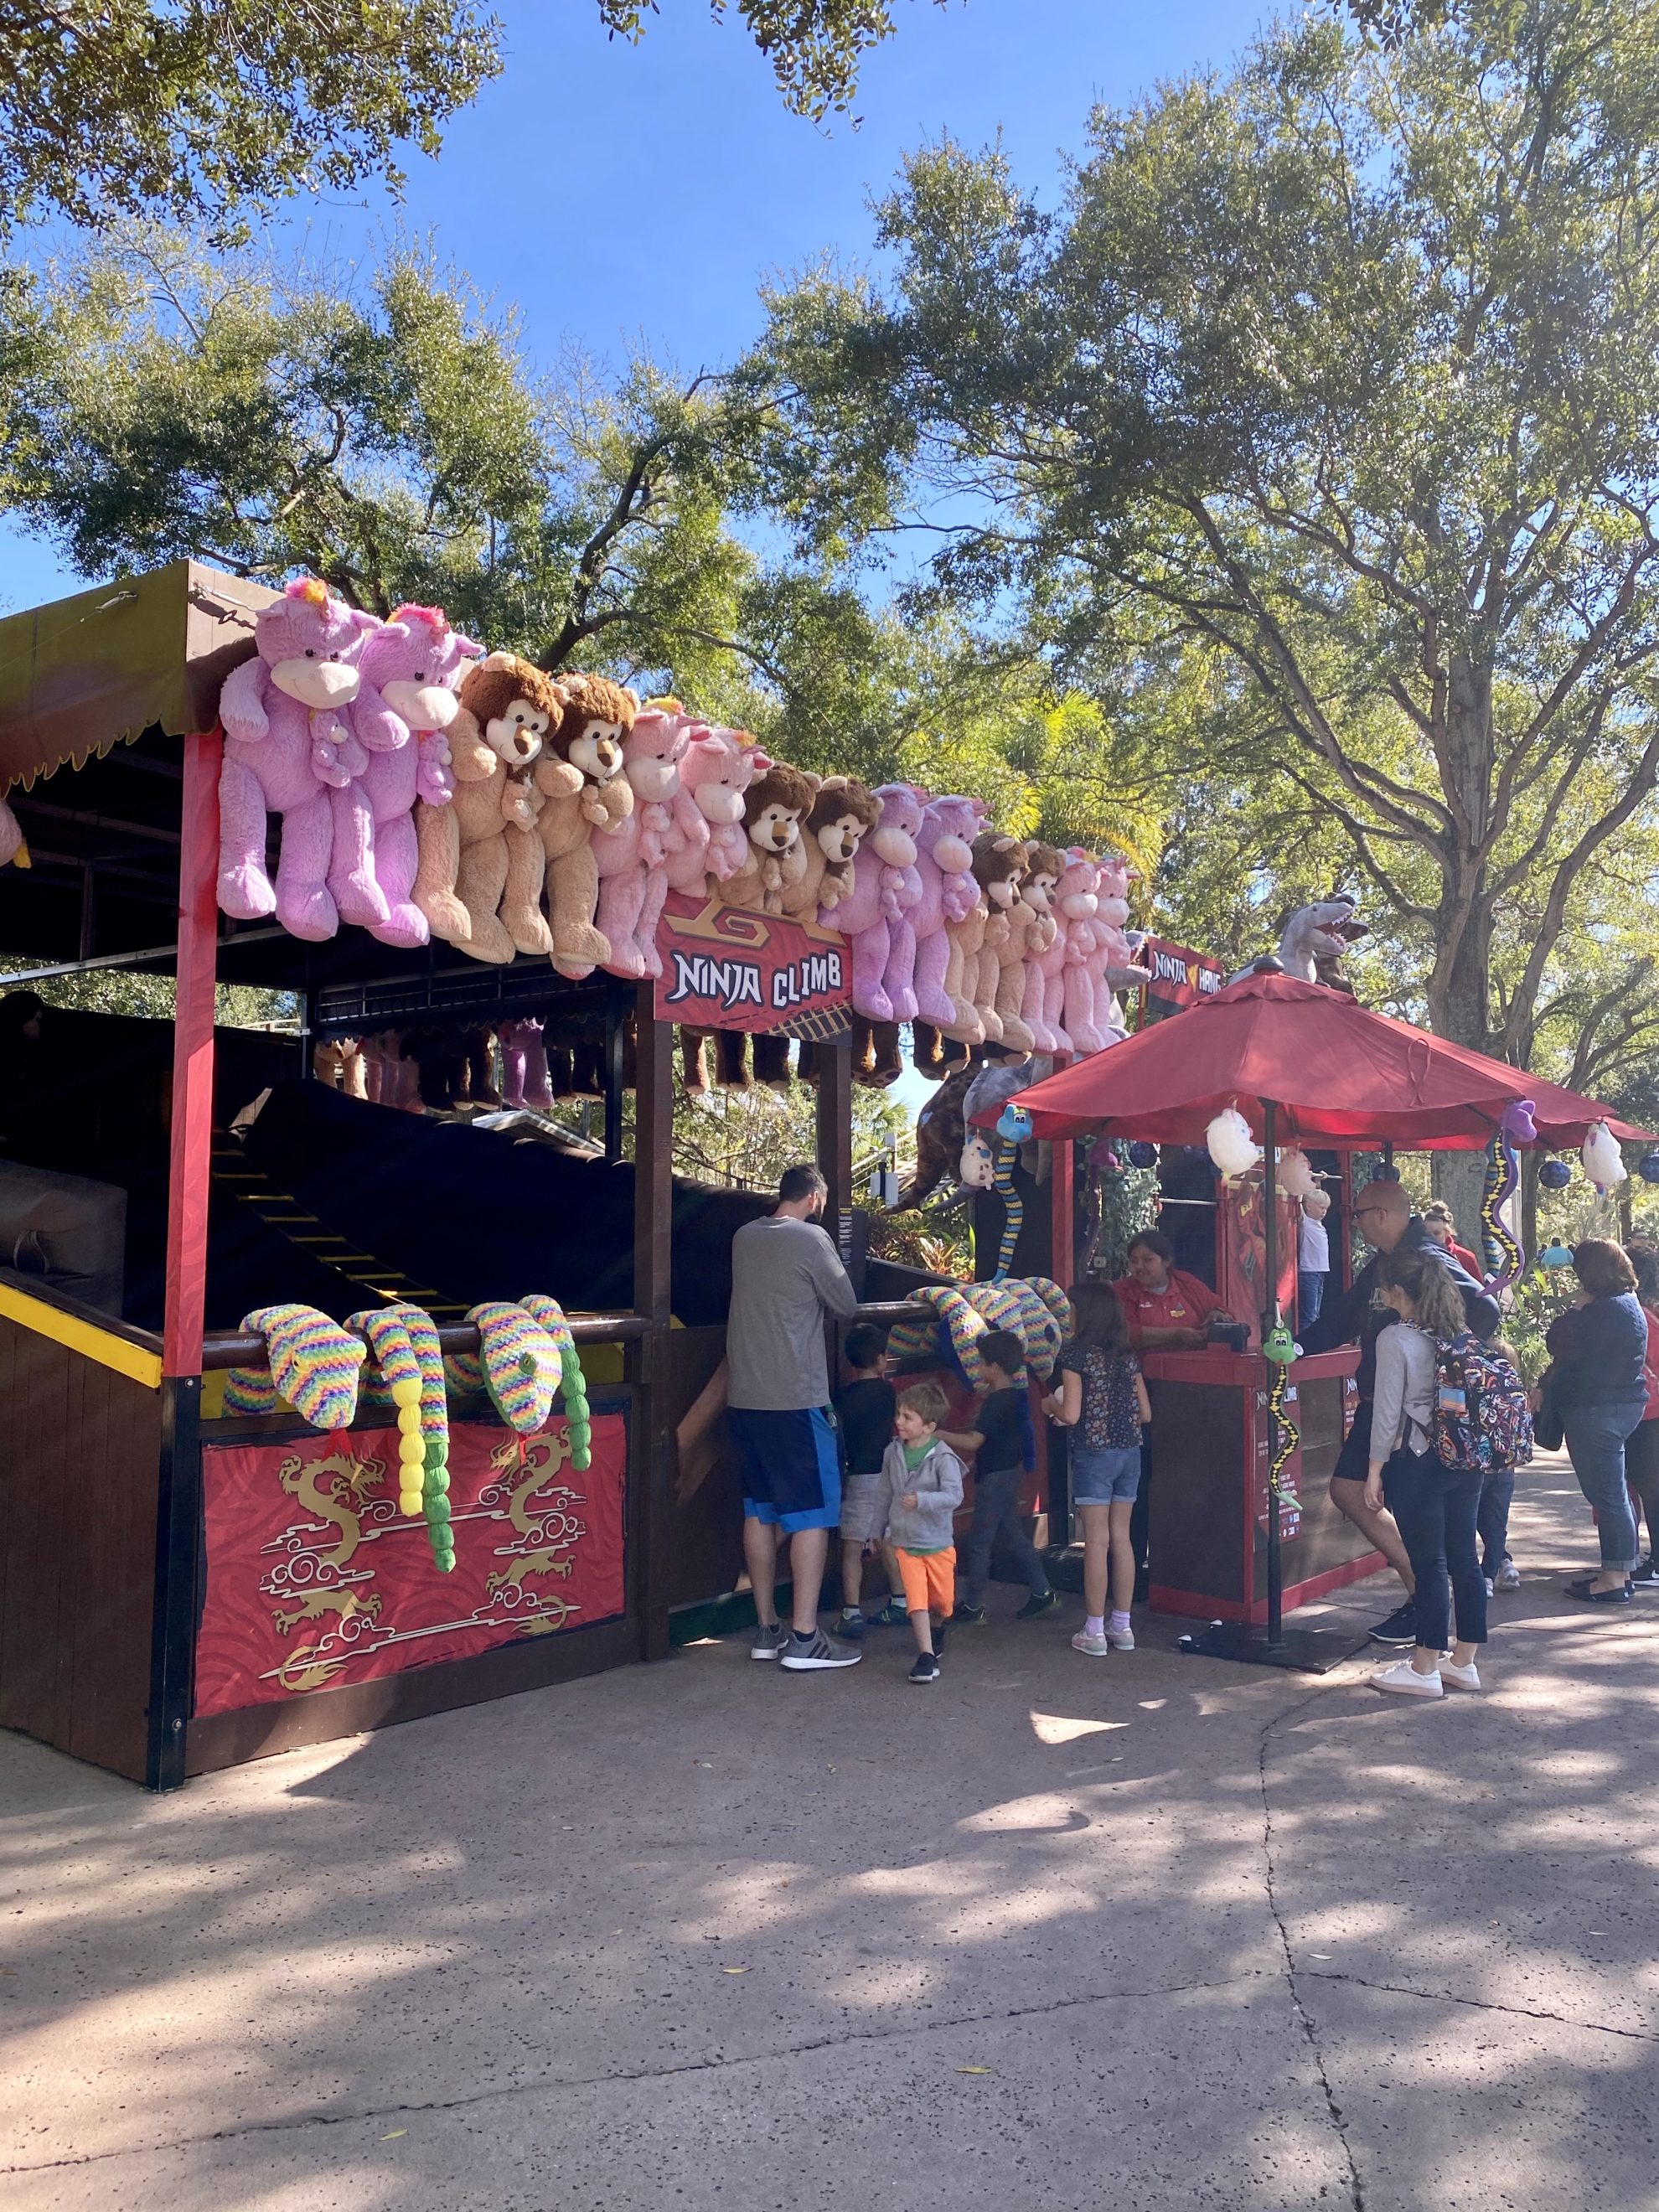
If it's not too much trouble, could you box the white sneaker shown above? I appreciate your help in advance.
[1370,1658,1443,1698]
[1495,1558,1522,1592]
[1072,1627,1109,1656]
[1483,1577,1494,1599]
[1105,1622,1135,1651]
[1439,1658,1481,1691]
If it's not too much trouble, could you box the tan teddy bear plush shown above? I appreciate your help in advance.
[781,774,881,920]
[533,670,638,978]
[413,652,563,964]
[717,761,818,914]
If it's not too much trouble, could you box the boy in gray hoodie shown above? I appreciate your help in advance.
[876,1380,966,1683]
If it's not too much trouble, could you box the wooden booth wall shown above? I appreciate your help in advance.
[0,1299,164,1781]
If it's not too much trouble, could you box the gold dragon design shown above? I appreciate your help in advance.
[277,1444,385,1569]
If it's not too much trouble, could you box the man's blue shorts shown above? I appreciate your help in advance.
[728,1405,843,1533]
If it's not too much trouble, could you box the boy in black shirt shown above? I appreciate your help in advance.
[942,1331,1060,1624]
[835,1324,899,1638]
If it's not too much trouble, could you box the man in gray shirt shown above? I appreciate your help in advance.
[727,1163,862,1671]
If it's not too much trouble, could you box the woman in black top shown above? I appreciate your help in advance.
[1538,1240,1647,1602]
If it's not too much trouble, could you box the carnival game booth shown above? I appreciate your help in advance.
[0,563,1140,1784]
[985,970,1641,1671]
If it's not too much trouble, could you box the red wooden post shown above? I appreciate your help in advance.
[163,725,221,1379]
[1048,1052,1074,1286]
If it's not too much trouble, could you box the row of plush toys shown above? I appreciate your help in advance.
[216,580,1150,1057]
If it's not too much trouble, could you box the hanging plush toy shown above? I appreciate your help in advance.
[217,577,381,939]
[224,1303,366,1425]
[884,1277,1072,1389]
[838,783,926,1024]
[594,700,690,975]
[352,1304,454,1571]
[519,1291,592,1470]
[1207,1106,1262,1181]
[0,792,29,870]
[1582,1121,1628,1191]
[1480,1098,1536,1293]
[535,671,638,978]
[909,795,986,1031]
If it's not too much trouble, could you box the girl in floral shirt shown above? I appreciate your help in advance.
[1044,1282,1151,1656]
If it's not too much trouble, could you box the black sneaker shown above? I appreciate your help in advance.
[1370,1601,1419,1646]
[1631,1557,1659,1590]
[909,1652,940,1684]
[836,1608,866,1641]
[1017,1589,1061,1620]
[951,1601,987,1625]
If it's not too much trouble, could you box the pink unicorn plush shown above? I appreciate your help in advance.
[218,577,380,940]
[328,605,483,948]
[668,724,771,891]
[910,794,987,1029]
[834,783,926,1023]
[594,704,691,978]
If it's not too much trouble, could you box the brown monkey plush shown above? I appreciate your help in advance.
[782,774,881,920]
[969,832,1030,1049]
[413,653,563,963]
[717,761,817,913]
[534,670,637,978]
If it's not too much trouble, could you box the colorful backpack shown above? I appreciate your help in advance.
[1433,1331,1533,1473]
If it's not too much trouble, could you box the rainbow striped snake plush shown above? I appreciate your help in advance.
[885,1276,1073,1390]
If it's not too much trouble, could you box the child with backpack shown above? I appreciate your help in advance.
[1362,1246,1532,1698]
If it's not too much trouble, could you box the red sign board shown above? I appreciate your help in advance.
[194,1412,627,1716]
[1140,936,1225,1011]
[654,891,851,1036]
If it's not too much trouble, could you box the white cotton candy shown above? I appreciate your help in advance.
[1207,1106,1262,1181]
[1582,1122,1628,1190]
[1275,1148,1316,1199]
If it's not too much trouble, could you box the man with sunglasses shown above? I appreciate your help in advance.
[1301,1178,1500,1645]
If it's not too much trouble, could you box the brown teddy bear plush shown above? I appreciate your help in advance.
[413,653,563,963]
[717,761,818,914]
[533,670,638,978]
[969,831,1031,1049]
[781,774,881,920]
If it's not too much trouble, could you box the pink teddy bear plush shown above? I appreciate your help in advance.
[328,604,484,948]
[217,577,380,940]
[595,704,691,978]
[1091,850,1151,1045]
[911,794,987,1029]
[667,724,772,892]
[834,783,926,1023]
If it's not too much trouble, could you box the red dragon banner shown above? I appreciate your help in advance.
[194,1411,627,1716]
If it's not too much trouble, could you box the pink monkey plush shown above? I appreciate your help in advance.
[328,605,484,948]
[1057,850,1107,1055]
[834,783,926,1024]
[595,705,691,978]
[668,724,772,890]
[911,794,986,1029]
[217,577,380,939]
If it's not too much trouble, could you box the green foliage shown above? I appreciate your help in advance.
[598,0,953,122]
[0,954,295,1030]
[0,0,501,239]
[742,0,1659,1080]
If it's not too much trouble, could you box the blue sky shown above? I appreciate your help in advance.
[0,0,1269,612]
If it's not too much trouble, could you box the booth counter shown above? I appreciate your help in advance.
[1142,1344,1375,1625]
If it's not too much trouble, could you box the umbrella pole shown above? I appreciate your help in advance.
[1263,1100,1284,1649]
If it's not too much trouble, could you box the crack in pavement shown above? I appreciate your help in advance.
[1258,1683,1368,2212]
[1300,1968,1659,2044]
[0,1969,1266,2178]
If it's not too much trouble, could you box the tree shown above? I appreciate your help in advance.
[739,0,1659,1081]
[0,1,949,241]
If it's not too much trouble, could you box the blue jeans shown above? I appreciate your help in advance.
[1072,1445,1143,1503]
[1562,1397,1646,1572]
[961,1463,1051,1605]
[1299,1269,1326,1326]
[1383,1447,1486,1651]
[1476,1467,1514,1575]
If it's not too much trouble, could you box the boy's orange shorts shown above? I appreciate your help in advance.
[896,1546,956,1617]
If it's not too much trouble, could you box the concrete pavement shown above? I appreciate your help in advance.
[3,1452,1655,2209]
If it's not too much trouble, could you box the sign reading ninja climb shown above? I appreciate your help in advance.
[653,892,852,1036]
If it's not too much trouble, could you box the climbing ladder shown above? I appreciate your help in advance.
[211,1133,471,1320]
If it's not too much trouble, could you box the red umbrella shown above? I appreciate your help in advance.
[980,972,1541,1148]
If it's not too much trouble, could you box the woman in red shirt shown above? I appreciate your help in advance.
[1111,1230,1231,1350]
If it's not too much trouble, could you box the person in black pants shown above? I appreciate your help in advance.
[940,1332,1059,1623]
[1301,1179,1499,1646]
[1363,1246,1488,1698]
